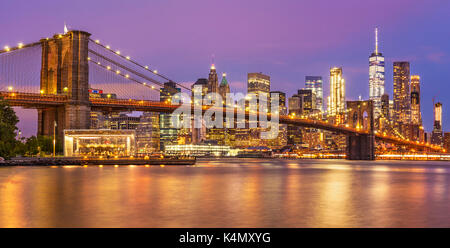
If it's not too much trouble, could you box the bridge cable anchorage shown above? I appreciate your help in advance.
[88,49,166,89]
[88,38,191,91]
[88,58,163,94]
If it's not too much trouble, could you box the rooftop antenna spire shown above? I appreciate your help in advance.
[375,27,379,54]
[64,22,68,34]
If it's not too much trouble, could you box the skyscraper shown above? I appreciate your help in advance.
[160,82,181,150]
[218,73,230,101]
[410,75,422,125]
[305,76,323,111]
[369,28,385,120]
[431,102,443,146]
[393,62,411,124]
[207,64,219,94]
[248,72,270,96]
[328,67,345,122]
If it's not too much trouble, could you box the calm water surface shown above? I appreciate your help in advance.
[0,159,449,227]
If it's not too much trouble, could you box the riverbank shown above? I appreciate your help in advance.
[0,157,196,166]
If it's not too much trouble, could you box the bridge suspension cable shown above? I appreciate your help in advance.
[89,38,191,91]
[88,57,163,94]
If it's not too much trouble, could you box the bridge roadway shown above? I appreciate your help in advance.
[0,91,443,152]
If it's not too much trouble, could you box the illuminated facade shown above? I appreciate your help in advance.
[328,67,345,123]
[207,64,219,94]
[305,76,323,111]
[164,144,234,157]
[268,91,287,148]
[248,72,270,97]
[191,78,208,144]
[136,112,160,154]
[431,102,443,146]
[64,129,136,157]
[160,82,181,150]
[369,28,385,121]
[393,61,411,125]
[410,75,422,125]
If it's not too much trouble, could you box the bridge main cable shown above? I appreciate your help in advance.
[88,49,165,88]
[0,41,42,55]
[89,39,191,91]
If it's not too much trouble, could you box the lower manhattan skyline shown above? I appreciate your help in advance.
[2,0,450,137]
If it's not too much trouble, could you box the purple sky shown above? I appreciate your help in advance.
[1,0,450,136]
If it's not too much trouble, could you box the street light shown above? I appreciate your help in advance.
[53,121,57,157]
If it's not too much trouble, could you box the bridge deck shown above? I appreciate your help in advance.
[0,91,443,152]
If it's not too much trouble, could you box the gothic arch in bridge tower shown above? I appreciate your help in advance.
[346,100,374,132]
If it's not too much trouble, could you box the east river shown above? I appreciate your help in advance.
[0,159,449,227]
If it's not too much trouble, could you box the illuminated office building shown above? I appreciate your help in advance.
[393,62,411,124]
[328,67,345,123]
[297,89,316,115]
[248,72,270,96]
[305,76,323,111]
[410,75,422,125]
[287,95,302,145]
[207,64,219,94]
[369,28,385,121]
[191,78,208,144]
[269,91,287,148]
[136,112,160,154]
[218,73,230,100]
[431,102,443,146]
[160,81,181,150]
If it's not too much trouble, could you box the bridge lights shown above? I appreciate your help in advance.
[18,43,23,48]
[106,66,111,70]
[115,50,120,55]
[95,39,100,43]
[153,70,158,74]
[116,70,120,74]
[106,45,110,49]
[126,56,130,60]
[7,86,13,91]
[4,46,10,52]
[145,66,149,69]
[125,74,129,78]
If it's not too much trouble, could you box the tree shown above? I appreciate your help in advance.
[0,98,20,159]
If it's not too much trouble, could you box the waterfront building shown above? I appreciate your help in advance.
[328,67,346,124]
[136,112,160,154]
[369,28,385,121]
[431,102,443,146]
[64,129,136,157]
[103,114,140,130]
[444,132,450,152]
[410,75,422,126]
[164,143,235,157]
[305,76,323,111]
[160,81,181,150]
[393,62,411,126]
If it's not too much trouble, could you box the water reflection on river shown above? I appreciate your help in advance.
[0,159,449,227]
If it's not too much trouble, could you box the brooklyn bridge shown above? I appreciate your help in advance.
[0,30,444,160]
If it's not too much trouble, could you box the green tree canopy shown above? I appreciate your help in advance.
[0,98,19,159]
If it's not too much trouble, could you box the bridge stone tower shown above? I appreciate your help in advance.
[38,30,91,139]
[346,100,375,160]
